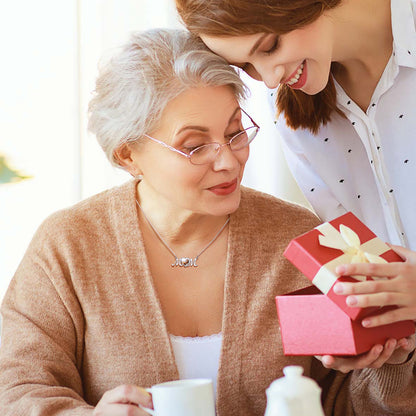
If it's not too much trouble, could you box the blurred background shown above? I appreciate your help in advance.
[0,0,308,302]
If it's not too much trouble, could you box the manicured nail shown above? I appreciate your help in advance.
[374,345,383,354]
[362,319,371,327]
[399,339,408,349]
[346,296,357,306]
[333,283,344,294]
[336,265,347,275]
[386,339,396,349]
[322,356,332,366]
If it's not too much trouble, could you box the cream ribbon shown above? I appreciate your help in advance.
[312,222,388,294]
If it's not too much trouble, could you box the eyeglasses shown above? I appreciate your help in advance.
[142,108,259,165]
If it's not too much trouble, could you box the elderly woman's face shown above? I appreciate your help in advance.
[132,85,249,217]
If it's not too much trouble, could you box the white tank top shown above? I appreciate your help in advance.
[169,333,223,396]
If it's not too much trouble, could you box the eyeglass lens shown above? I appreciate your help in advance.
[189,111,258,165]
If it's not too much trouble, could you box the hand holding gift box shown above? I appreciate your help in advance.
[276,212,415,356]
[331,242,416,329]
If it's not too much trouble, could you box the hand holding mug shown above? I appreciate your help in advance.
[93,384,153,416]
[93,379,215,416]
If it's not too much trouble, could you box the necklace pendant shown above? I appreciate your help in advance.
[137,200,229,269]
[171,257,198,267]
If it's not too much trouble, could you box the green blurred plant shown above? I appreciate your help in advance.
[0,154,32,184]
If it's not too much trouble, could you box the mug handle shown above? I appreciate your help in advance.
[138,388,155,415]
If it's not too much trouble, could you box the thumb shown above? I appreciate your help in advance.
[387,243,415,262]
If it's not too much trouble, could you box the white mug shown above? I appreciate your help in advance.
[140,378,216,416]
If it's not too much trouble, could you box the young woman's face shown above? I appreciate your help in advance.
[129,85,251,218]
[201,14,335,95]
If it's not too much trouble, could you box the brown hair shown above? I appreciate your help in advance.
[176,0,345,134]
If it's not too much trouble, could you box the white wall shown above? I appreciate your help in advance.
[0,1,81,301]
[0,0,307,302]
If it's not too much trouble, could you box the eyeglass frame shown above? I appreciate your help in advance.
[139,108,260,165]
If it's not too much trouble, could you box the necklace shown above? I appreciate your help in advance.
[136,199,230,268]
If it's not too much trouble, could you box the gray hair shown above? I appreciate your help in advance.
[88,28,248,167]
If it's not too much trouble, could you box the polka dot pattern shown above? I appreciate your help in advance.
[267,2,416,248]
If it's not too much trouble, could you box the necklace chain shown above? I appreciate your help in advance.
[135,199,230,268]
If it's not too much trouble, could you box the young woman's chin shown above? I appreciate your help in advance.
[299,67,331,95]
[299,84,327,95]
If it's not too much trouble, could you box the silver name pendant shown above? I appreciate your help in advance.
[171,257,198,268]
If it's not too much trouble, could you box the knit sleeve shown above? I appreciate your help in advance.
[348,353,416,415]
[0,218,94,415]
[311,352,416,415]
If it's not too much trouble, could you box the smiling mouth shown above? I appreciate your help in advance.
[284,61,305,86]
[208,178,238,195]
[210,178,237,190]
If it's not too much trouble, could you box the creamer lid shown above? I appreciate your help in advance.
[267,366,322,397]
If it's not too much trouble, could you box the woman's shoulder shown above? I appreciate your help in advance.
[240,185,316,215]
[239,186,321,234]
[36,180,135,241]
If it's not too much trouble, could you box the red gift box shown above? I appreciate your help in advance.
[276,212,415,355]
[284,212,403,320]
[276,286,414,355]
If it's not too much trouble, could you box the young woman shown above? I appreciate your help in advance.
[176,0,416,329]
[0,28,415,416]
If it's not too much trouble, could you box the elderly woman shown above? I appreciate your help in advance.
[0,29,415,416]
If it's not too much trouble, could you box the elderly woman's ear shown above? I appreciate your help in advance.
[114,143,142,177]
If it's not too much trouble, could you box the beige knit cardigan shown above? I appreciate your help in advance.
[1,180,415,415]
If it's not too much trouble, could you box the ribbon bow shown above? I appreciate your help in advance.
[309,221,390,294]
[319,224,388,265]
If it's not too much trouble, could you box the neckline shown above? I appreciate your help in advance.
[170,333,223,342]
[112,179,250,396]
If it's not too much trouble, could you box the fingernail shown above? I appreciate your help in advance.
[333,283,344,294]
[374,345,383,354]
[322,356,332,366]
[400,339,408,349]
[346,295,357,306]
[336,265,346,275]
[385,340,395,350]
[362,319,371,327]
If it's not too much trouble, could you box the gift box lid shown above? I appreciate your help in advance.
[283,212,403,321]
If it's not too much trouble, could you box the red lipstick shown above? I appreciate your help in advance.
[284,60,307,90]
[208,178,238,196]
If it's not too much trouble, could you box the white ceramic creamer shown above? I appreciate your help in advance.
[264,365,325,416]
